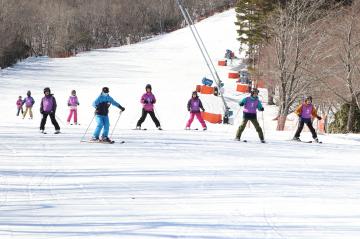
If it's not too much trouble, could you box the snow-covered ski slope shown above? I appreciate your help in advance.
[1,9,360,239]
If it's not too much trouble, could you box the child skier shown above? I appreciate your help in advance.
[40,87,60,134]
[235,88,265,143]
[16,96,23,116]
[136,84,162,130]
[67,90,79,125]
[22,90,35,119]
[293,96,322,142]
[186,91,207,130]
[92,87,125,142]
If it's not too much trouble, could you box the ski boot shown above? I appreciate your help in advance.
[292,137,301,142]
[101,136,112,143]
[90,137,99,142]
[203,127,207,131]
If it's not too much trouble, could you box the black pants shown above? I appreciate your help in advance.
[136,109,160,127]
[294,120,317,139]
[16,107,23,116]
[40,113,60,131]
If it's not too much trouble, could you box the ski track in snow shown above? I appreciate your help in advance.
[0,9,360,239]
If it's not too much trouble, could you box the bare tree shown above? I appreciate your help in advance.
[263,0,329,130]
[312,0,360,132]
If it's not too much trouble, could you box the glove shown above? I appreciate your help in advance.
[67,103,71,106]
[317,116,322,120]
[202,108,205,112]
[119,106,125,112]
[40,110,44,114]
[239,102,244,106]
[259,107,264,111]
[187,108,190,112]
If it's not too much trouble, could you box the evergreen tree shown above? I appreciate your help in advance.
[235,0,274,57]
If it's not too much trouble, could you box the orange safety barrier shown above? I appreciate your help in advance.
[236,84,249,93]
[228,72,240,79]
[200,85,214,94]
[218,60,227,66]
[201,112,222,124]
[196,85,201,93]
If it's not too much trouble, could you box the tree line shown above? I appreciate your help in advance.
[235,0,360,133]
[0,0,235,69]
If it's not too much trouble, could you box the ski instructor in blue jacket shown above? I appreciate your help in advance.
[91,87,125,142]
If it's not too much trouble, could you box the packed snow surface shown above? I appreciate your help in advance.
[0,9,359,239]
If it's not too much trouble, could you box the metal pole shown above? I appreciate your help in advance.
[176,0,230,117]
[110,111,122,139]
[184,7,229,112]
[261,111,265,138]
[176,0,217,82]
[80,114,95,142]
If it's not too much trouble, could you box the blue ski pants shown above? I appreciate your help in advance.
[93,115,110,138]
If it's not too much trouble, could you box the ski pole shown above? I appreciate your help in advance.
[261,111,265,138]
[154,107,162,125]
[55,114,66,126]
[80,114,95,142]
[110,111,122,139]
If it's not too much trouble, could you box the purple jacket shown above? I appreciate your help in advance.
[141,92,156,112]
[301,104,313,119]
[68,96,79,107]
[187,97,204,113]
[23,96,35,107]
[40,95,57,113]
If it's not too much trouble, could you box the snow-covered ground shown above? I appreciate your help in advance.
[0,9,360,239]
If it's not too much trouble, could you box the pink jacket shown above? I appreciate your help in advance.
[141,92,156,112]
[16,99,23,108]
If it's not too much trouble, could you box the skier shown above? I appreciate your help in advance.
[16,96,24,116]
[40,87,60,134]
[293,96,322,142]
[235,88,265,143]
[22,90,35,119]
[136,84,162,130]
[91,87,125,142]
[185,91,207,130]
[67,90,79,125]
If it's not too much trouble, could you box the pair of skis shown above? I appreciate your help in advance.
[82,139,125,144]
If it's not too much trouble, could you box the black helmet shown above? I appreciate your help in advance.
[192,91,198,96]
[43,87,50,94]
[71,89,76,95]
[102,87,109,93]
[27,90,31,96]
[145,84,152,90]
[251,88,259,95]
[305,96,312,102]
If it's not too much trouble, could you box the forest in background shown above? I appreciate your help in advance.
[0,0,235,68]
[235,0,360,133]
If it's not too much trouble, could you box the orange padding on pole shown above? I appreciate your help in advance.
[200,85,214,94]
[228,72,239,79]
[201,112,222,124]
[196,85,201,93]
[218,60,227,66]
[236,84,249,93]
